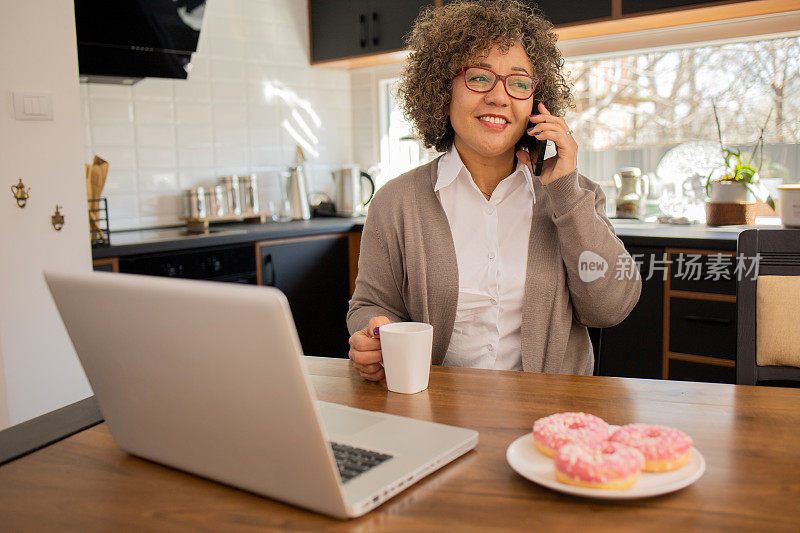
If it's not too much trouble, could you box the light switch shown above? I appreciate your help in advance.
[13,92,53,121]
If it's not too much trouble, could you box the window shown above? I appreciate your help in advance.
[380,35,800,219]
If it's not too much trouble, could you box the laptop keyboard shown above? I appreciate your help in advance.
[330,442,393,483]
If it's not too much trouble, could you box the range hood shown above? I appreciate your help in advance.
[75,0,206,84]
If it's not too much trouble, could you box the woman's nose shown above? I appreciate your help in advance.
[484,80,511,105]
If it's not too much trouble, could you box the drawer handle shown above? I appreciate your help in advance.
[683,315,732,325]
[263,253,275,286]
[359,14,367,47]
[372,12,380,46]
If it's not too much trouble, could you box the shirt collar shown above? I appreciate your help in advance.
[435,144,536,201]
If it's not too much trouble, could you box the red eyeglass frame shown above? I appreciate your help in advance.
[455,66,539,100]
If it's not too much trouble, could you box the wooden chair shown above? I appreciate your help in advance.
[737,228,800,385]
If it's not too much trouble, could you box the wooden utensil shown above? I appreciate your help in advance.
[86,156,109,243]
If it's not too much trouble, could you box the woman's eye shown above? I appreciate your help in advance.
[469,75,489,82]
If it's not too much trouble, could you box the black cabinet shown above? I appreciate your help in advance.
[534,1,613,25]
[118,243,257,284]
[257,235,351,358]
[669,298,736,360]
[309,0,432,63]
[622,0,710,15]
[668,358,736,384]
[598,246,664,379]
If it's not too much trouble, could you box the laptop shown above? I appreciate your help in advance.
[44,270,477,519]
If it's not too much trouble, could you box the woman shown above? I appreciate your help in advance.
[347,0,641,381]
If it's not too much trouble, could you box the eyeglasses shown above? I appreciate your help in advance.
[455,66,538,100]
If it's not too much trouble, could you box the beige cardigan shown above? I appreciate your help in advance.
[347,157,641,375]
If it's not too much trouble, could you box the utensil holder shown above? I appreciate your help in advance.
[88,197,110,247]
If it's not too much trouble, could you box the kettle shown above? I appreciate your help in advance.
[613,167,649,219]
[281,165,311,220]
[331,166,375,217]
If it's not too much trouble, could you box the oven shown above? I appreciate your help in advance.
[118,243,257,284]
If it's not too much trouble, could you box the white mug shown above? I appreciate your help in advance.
[379,322,433,394]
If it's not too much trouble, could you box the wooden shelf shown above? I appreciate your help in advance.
[183,213,268,231]
[668,290,736,302]
[668,352,736,367]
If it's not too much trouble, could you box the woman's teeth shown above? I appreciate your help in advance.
[479,116,508,124]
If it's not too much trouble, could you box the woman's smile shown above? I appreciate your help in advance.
[477,114,510,130]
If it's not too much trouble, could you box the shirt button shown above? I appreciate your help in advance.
[488,251,496,260]
[486,206,495,215]
[490,298,497,305]
[488,345,495,352]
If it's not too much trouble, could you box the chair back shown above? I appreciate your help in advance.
[736,229,800,385]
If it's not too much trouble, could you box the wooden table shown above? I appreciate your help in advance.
[2,357,800,531]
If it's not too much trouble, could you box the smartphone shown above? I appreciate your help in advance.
[517,100,547,176]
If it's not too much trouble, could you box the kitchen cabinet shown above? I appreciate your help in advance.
[442,0,612,27]
[257,234,351,357]
[525,1,612,25]
[309,0,432,63]
[622,0,711,15]
[598,244,738,383]
[597,246,664,379]
[663,247,737,383]
[92,257,119,273]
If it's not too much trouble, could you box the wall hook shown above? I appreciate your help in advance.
[51,205,64,231]
[11,178,30,208]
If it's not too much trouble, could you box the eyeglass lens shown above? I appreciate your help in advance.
[464,67,535,99]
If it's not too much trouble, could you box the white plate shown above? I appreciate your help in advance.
[506,433,705,500]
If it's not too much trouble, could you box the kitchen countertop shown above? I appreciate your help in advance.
[92,216,783,259]
[92,217,367,258]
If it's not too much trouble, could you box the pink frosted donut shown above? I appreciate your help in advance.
[554,441,645,490]
[533,412,610,457]
[609,423,693,472]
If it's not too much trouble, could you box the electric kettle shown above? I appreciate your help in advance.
[331,166,375,217]
[282,165,311,220]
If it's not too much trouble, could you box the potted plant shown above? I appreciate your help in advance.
[705,104,775,225]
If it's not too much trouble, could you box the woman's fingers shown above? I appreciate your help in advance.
[353,362,383,374]
[366,316,391,338]
[349,316,391,381]
[350,332,381,352]
[349,348,382,365]
[359,367,385,381]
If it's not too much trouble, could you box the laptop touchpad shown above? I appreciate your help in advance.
[317,403,384,436]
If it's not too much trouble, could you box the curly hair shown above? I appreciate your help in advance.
[397,0,573,152]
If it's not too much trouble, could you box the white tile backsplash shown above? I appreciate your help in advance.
[211,80,247,102]
[137,170,179,192]
[136,124,176,147]
[174,80,211,102]
[132,79,174,101]
[178,147,215,169]
[134,101,174,124]
[175,102,213,124]
[93,146,137,170]
[82,0,353,230]
[102,170,138,194]
[91,123,135,146]
[214,125,249,145]
[213,103,248,126]
[137,147,178,169]
[176,123,214,146]
[89,99,133,123]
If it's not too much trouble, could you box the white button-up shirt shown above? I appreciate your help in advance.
[435,145,535,371]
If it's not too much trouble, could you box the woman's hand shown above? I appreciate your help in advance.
[348,316,391,381]
[516,101,578,185]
